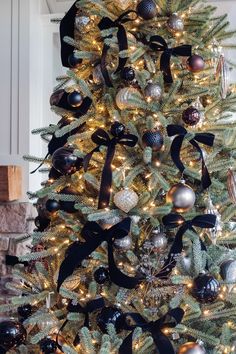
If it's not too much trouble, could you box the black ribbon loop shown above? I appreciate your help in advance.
[60,1,78,67]
[156,213,216,278]
[98,10,137,87]
[167,124,215,189]
[119,308,184,354]
[146,35,192,83]
[5,255,28,267]
[84,128,138,209]
[57,218,141,292]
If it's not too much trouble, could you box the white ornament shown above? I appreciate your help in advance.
[205,197,222,245]
[114,187,139,213]
[115,87,141,110]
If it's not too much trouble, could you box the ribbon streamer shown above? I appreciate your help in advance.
[156,213,216,278]
[57,218,141,291]
[5,255,28,267]
[167,124,215,189]
[60,1,79,67]
[84,127,138,209]
[145,35,192,83]
[98,10,137,87]
[119,308,184,354]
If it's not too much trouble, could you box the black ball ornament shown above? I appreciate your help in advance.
[40,338,57,354]
[67,91,83,108]
[45,199,60,213]
[97,307,124,333]
[187,55,205,73]
[191,273,220,303]
[52,147,83,175]
[34,216,50,232]
[94,267,110,284]
[121,67,135,81]
[0,321,27,350]
[182,106,201,126]
[68,52,82,68]
[17,304,32,320]
[110,122,125,137]
[59,187,78,214]
[142,129,164,151]
[137,0,157,20]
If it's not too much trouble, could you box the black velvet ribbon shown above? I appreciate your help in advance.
[57,218,141,292]
[156,213,216,279]
[119,307,184,354]
[84,128,138,209]
[98,10,137,87]
[145,35,192,84]
[5,255,28,267]
[167,125,215,189]
[60,1,78,67]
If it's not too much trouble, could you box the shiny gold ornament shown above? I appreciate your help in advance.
[115,87,141,110]
[178,342,206,354]
[227,169,236,204]
[114,187,139,213]
[167,179,196,213]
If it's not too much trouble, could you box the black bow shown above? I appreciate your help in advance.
[119,308,184,354]
[57,218,141,292]
[156,213,216,278]
[84,128,138,209]
[5,255,29,267]
[60,1,78,67]
[146,35,192,83]
[98,10,137,87]
[167,125,215,189]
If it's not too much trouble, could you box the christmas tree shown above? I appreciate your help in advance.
[2,0,236,353]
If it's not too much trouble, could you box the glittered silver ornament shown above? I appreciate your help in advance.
[227,169,236,204]
[115,87,141,110]
[144,83,162,102]
[205,198,222,245]
[216,54,229,99]
[220,259,236,292]
[167,13,184,32]
[116,0,133,10]
[150,229,167,252]
[178,342,206,354]
[75,16,92,33]
[93,64,105,85]
[166,179,196,213]
[191,97,205,127]
[114,187,139,213]
[114,235,132,250]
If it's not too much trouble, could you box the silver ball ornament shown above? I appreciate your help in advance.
[115,87,141,110]
[144,83,162,102]
[150,230,167,252]
[114,235,132,250]
[114,188,139,213]
[205,198,222,245]
[167,180,196,213]
[178,342,206,354]
[167,13,184,32]
[220,259,236,292]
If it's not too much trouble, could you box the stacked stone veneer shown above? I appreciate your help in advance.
[0,203,36,314]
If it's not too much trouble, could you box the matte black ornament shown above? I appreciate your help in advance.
[59,187,78,214]
[121,66,135,81]
[34,216,50,232]
[142,130,164,151]
[0,321,27,350]
[191,274,220,303]
[94,267,110,284]
[67,91,83,107]
[17,304,32,320]
[40,338,57,354]
[52,147,83,175]
[45,199,60,213]
[97,307,124,333]
[187,55,205,73]
[182,106,201,126]
[68,52,82,68]
[110,122,125,137]
[137,0,157,20]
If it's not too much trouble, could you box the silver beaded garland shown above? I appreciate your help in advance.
[114,187,139,213]
[167,13,184,32]
[144,83,162,102]
[114,235,132,250]
[166,179,196,213]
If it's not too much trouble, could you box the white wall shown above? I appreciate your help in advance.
[0,0,235,200]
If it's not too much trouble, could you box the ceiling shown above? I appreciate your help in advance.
[46,0,74,13]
